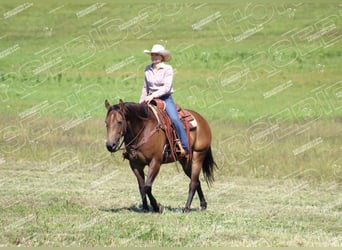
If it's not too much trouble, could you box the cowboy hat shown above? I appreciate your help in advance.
[144,44,171,62]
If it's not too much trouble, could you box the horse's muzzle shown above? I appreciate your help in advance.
[106,142,117,152]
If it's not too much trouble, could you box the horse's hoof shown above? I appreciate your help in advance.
[158,204,164,214]
[200,202,207,211]
[153,203,163,213]
[182,207,190,213]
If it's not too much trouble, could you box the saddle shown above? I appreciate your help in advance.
[149,99,197,162]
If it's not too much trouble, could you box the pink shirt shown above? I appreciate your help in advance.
[139,62,174,103]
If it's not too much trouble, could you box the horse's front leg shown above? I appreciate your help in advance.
[145,158,162,213]
[131,167,148,212]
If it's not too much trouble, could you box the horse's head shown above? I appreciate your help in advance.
[104,99,126,152]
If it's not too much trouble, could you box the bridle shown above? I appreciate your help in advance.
[106,108,126,153]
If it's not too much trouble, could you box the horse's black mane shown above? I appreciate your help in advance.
[108,102,153,120]
[125,102,151,119]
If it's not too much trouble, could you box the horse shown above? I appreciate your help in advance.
[104,99,217,213]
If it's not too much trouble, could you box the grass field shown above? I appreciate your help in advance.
[0,0,341,247]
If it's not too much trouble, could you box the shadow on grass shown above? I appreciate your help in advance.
[100,204,200,214]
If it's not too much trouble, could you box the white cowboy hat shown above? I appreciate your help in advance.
[144,44,171,62]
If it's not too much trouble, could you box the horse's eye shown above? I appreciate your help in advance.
[118,121,123,125]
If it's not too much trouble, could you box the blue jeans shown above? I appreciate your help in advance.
[161,95,189,154]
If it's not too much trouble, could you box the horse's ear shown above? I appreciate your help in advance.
[105,99,111,110]
[119,99,125,111]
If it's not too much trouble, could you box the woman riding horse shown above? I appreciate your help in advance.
[139,44,189,157]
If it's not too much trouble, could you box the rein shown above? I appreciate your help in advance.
[113,106,160,154]
[124,123,160,151]
[112,136,125,153]
[124,125,145,148]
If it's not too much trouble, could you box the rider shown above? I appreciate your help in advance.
[139,44,189,157]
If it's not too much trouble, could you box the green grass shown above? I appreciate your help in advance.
[1,161,341,247]
[0,0,341,247]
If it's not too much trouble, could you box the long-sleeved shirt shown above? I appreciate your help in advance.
[139,62,174,103]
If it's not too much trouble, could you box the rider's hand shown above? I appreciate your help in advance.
[144,95,154,104]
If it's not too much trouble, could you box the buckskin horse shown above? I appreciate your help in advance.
[104,99,217,212]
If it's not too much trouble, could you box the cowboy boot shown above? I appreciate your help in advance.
[175,139,186,157]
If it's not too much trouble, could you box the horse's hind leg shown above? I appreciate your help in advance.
[196,181,207,210]
[184,178,196,212]
[182,152,206,212]
[184,179,207,212]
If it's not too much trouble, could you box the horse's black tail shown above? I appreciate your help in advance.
[202,146,218,186]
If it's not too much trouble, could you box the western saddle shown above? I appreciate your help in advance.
[149,99,197,162]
